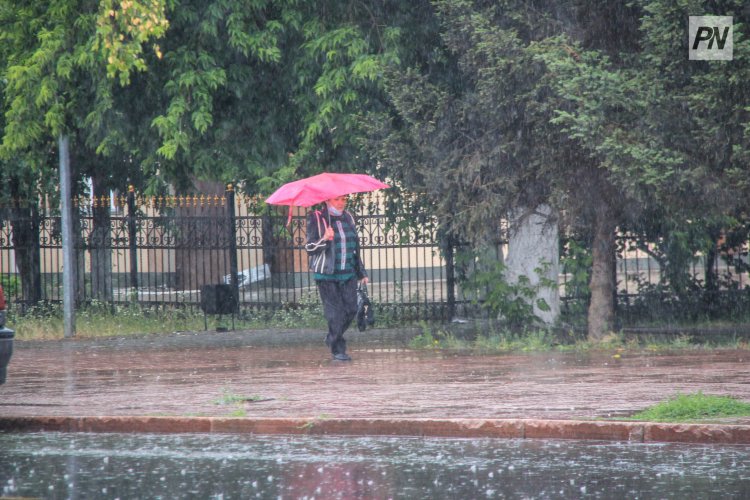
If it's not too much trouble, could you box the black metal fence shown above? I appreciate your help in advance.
[0,187,466,320]
[1,186,749,321]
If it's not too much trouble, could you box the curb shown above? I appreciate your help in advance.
[2,416,750,445]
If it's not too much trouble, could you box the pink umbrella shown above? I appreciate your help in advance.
[265,172,389,207]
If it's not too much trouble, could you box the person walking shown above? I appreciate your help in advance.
[305,195,368,361]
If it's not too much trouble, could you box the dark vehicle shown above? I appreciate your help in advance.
[0,283,14,384]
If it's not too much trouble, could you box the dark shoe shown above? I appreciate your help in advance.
[332,353,352,361]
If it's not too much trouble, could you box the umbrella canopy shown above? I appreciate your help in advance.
[265,172,389,207]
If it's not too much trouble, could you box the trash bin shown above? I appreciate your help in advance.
[0,327,13,385]
[200,284,237,330]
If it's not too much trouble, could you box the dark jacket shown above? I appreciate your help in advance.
[305,207,367,280]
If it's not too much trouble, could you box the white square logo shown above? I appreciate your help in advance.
[689,16,733,60]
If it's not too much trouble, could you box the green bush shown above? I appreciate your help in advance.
[0,274,20,297]
[462,261,552,328]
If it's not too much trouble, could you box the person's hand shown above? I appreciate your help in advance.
[324,226,334,241]
[359,276,369,285]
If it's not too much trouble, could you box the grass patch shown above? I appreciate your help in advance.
[407,323,750,355]
[625,392,750,422]
[8,299,330,340]
[213,389,266,406]
[10,302,207,340]
[213,389,270,418]
[408,324,561,353]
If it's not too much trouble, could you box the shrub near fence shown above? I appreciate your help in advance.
[0,186,465,321]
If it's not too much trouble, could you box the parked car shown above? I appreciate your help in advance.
[0,283,14,384]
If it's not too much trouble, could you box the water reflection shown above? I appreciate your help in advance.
[2,432,750,498]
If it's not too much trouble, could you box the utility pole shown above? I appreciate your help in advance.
[59,134,76,338]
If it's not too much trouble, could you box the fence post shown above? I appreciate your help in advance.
[127,185,138,293]
[226,184,239,312]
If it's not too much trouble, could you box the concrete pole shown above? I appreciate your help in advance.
[59,134,76,338]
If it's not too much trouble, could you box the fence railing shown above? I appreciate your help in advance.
[1,186,749,321]
[0,187,467,321]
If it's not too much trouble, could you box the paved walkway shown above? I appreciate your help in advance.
[3,327,750,443]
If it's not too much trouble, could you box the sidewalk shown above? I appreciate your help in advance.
[3,327,750,443]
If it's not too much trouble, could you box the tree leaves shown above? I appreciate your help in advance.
[94,0,169,85]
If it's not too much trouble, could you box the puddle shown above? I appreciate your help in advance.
[1,432,749,498]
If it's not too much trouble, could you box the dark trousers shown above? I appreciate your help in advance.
[317,278,358,355]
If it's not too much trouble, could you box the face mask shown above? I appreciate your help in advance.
[327,205,343,216]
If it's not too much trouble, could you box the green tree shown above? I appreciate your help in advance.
[363,0,629,339]
[0,0,170,302]
[541,0,750,325]
[365,0,750,339]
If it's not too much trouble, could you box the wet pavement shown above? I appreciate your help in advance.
[2,327,750,423]
[5,432,750,499]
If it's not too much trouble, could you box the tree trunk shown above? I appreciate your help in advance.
[8,178,42,308]
[74,207,86,305]
[174,180,230,291]
[89,176,113,302]
[506,205,561,325]
[10,204,42,308]
[587,200,617,341]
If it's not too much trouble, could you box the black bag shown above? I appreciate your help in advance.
[356,283,375,331]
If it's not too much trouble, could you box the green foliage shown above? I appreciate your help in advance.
[627,392,750,423]
[463,260,552,328]
[473,330,557,353]
[408,322,445,349]
[253,290,325,329]
[94,0,170,85]
[410,324,475,350]
[9,301,206,340]
[621,283,750,326]
[2,0,750,345]
[214,389,265,406]
[560,238,591,320]
[408,324,558,353]
[0,275,20,298]
[9,295,328,340]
